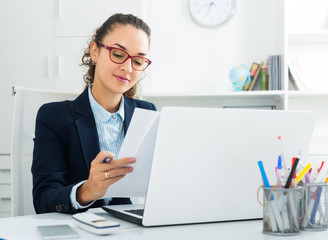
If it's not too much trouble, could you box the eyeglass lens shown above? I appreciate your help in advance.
[110,48,149,71]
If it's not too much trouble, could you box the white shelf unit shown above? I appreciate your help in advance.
[142,91,285,110]
[288,30,328,43]
[0,155,11,218]
[287,91,328,97]
[285,0,328,155]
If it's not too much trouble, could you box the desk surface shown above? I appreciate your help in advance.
[0,208,328,240]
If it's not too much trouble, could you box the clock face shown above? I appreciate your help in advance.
[189,0,236,28]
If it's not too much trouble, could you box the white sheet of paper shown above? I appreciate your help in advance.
[103,108,160,198]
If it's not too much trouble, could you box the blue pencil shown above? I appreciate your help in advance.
[310,187,323,224]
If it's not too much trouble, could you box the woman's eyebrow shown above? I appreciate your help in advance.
[112,43,147,56]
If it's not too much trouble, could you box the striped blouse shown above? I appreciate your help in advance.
[88,85,125,159]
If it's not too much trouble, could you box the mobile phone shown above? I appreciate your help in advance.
[72,212,120,235]
[37,224,79,239]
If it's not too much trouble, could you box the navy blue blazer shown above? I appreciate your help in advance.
[32,88,156,214]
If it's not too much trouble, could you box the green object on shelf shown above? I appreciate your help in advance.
[261,62,268,91]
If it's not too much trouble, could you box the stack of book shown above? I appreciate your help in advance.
[243,55,283,91]
[268,55,283,91]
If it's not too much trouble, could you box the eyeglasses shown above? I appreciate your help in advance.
[98,43,152,71]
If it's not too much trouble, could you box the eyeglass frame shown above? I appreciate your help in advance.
[97,43,152,71]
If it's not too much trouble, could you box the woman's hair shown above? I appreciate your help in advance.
[81,13,151,98]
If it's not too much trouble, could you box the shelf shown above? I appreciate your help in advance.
[307,153,328,156]
[288,30,328,43]
[142,90,285,98]
[141,91,285,110]
[288,91,328,98]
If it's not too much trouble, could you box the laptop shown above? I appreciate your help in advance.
[102,107,316,226]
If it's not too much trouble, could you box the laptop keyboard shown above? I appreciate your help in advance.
[125,209,144,216]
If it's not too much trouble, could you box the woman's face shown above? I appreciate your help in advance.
[91,24,150,96]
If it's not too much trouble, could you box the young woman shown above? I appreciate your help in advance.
[32,13,156,214]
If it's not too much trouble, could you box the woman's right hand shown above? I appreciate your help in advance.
[76,151,136,206]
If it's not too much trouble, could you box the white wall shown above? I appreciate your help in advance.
[286,0,328,91]
[0,0,54,154]
[145,0,283,94]
[285,0,328,32]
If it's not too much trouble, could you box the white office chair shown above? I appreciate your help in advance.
[11,86,79,216]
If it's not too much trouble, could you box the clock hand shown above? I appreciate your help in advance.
[202,3,212,7]
[206,2,215,16]
[202,1,216,7]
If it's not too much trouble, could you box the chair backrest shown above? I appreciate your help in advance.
[11,86,79,216]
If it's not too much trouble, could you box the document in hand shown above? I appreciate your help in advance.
[103,108,160,198]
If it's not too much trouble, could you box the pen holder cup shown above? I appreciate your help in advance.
[300,183,328,231]
[262,186,302,236]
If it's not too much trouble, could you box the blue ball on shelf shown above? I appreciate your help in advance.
[229,65,251,91]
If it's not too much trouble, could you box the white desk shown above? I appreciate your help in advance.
[0,208,328,240]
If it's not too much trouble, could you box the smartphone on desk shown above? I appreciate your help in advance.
[72,212,120,235]
[37,224,79,239]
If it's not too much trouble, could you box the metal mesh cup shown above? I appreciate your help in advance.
[300,183,328,231]
[262,186,302,236]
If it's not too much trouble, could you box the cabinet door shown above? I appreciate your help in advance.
[0,0,54,153]
[0,156,11,185]
[54,37,89,92]
[55,0,148,37]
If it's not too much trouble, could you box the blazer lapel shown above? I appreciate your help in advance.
[74,88,100,170]
[123,96,136,135]
[74,92,136,169]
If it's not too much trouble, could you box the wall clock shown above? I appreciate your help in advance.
[189,0,236,28]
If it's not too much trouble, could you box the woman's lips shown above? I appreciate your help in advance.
[115,75,129,83]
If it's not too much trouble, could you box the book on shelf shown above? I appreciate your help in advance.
[288,70,299,90]
[288,59,310,91]
[268,55,283,91]
[243,62,261,91]
[260,61,268,90]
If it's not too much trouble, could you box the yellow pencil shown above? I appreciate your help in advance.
[296,163,312,184]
